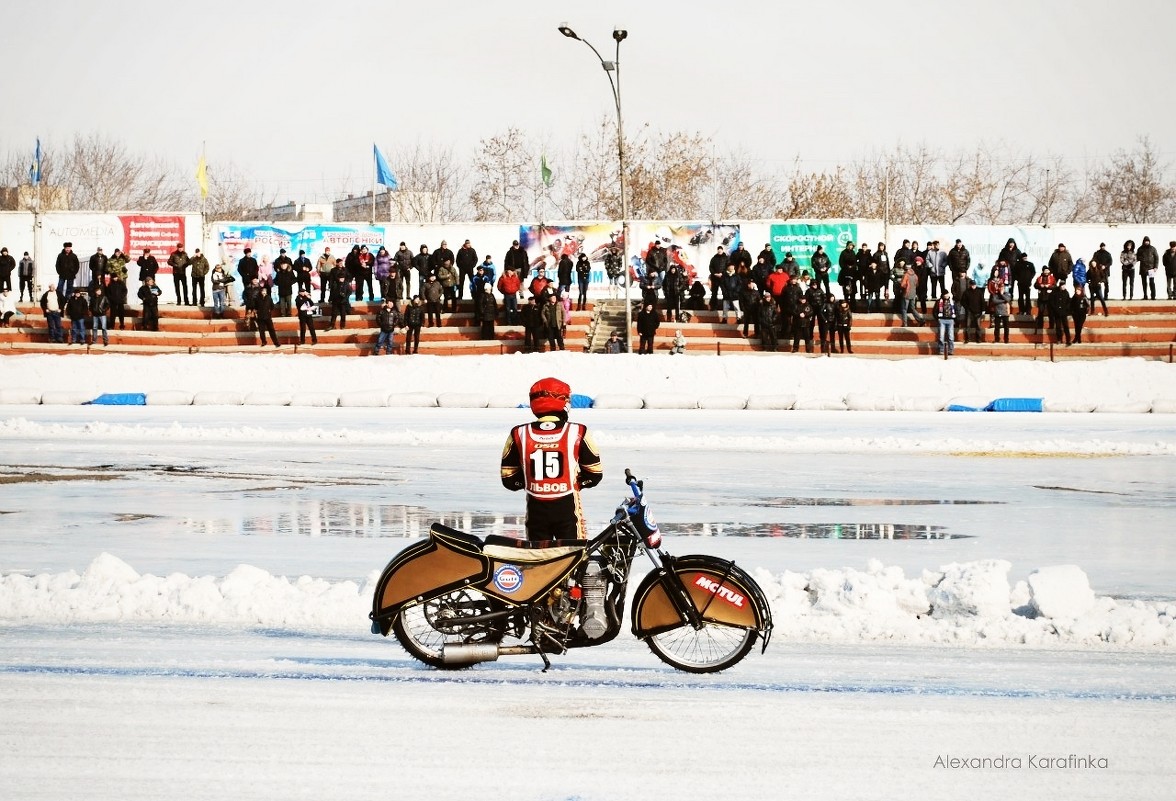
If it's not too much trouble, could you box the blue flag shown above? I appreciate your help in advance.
[374,144,397,189]
[30,137,42,186]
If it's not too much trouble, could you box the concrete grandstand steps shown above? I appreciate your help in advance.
[3,297,1171,359]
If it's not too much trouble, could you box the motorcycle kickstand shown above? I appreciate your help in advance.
[533,629,563,672]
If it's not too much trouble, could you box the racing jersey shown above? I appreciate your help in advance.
[501,416,603,540]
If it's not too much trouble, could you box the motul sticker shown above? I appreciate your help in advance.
[493,565,524,594]
[692,574,745,608]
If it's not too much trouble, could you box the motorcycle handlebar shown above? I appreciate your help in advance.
[624,468,643,501]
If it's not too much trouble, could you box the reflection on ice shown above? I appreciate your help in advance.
[674,522,960,539]
[176,499,959,542]
[182,501,526,540]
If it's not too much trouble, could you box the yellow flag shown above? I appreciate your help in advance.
[196,155,208,200]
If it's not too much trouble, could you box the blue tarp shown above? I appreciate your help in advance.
[985,397,1044,413]
[947,397,1044,413]
[86,393,147,406]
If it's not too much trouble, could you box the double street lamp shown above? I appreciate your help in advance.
[558,23,632,351]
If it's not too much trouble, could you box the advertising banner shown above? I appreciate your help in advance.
[212,223,385,271]
[519,222,741,288]
[39,213,193,263]
[628,223,740,282]
[770,222,857,282]
[519,223,620,287]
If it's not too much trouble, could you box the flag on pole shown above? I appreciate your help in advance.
[541,154,553,188]
[29,138,42,186]
[196,154,209,200]
[374,143,398,189]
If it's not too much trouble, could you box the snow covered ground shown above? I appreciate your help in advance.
[2,355,1176,799]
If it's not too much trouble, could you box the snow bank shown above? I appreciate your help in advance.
[754,559,1176,647]
[2,555,1173,649]
[1028,565,1097,619]
[2,353,1176,411]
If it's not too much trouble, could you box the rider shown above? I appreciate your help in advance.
[500,377,603,542]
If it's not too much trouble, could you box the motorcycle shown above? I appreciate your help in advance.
[369,470,773,672]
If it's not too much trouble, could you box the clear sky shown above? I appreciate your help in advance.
[4,0,1174,201]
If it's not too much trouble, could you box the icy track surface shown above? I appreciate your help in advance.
[2,405,1175,800]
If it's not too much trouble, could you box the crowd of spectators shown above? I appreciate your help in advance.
[5,234,1174,353]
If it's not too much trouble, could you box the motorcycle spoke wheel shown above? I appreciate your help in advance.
[391,589,500,670]
[646,622,756,674]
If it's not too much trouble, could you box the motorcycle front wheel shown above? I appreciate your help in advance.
[392,588,503,670]
[645,623,756,673]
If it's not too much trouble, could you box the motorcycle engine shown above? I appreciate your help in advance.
[580,559,609,639]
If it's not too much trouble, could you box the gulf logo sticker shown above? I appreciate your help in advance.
[493,565,524,594]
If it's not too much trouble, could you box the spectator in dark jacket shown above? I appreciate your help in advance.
[422,273,444,325]
[1163,241,1176,301]
[960,279,986,344]
[237,248,258,301]
[520,296,541,352]
[107,276,129,329]
[663,264,684,323]
[137,277,161,331]
[89,286,110,346]
[811,245,832,295]
[274,263,298,316]
[65,287,89,345]
[719,265,741,324]
[636,302,660,354]
[707,246,729,309]
[477,284,497,340]
[504,240,529,281]
[375,298,401,355]
[56,242,80,298]
[1137,236,1159,300]
[296,289,318,346]
[1050,285,1072,345]
[1047,243,1074,285]
[833,296,853,354]
[1070,285,1090,344]
[757,291,779,352]
[455,240,478,301]
[254,290,280,347]
[403,297,424,354]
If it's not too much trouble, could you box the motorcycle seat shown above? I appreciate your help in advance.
[483,536,584,563]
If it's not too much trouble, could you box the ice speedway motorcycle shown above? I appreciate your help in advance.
[370,471,773,672]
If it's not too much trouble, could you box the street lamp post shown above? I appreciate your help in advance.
[558,24,631,351]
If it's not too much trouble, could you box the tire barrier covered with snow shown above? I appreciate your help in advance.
[3,389,1175,413]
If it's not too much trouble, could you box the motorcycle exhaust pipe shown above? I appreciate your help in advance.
[441,643,501,666]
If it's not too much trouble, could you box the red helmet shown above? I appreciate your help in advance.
[529,377,571,416]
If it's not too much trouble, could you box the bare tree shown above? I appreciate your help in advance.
[59,133,188,211]
[381,141,469,223]
[780,160,854,219]
[1092,136,1171,223]
[552,118,623,220]
[712,150,789,219]
[202,159,274,221]
[469,127,540,222]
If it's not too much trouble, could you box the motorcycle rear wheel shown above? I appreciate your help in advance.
[392,588,503,670]
[645,622,756,673]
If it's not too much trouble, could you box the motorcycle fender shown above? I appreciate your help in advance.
[632,555,768,637]
[370,530,488,631]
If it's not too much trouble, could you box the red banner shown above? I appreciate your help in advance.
[120,215,186,259]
